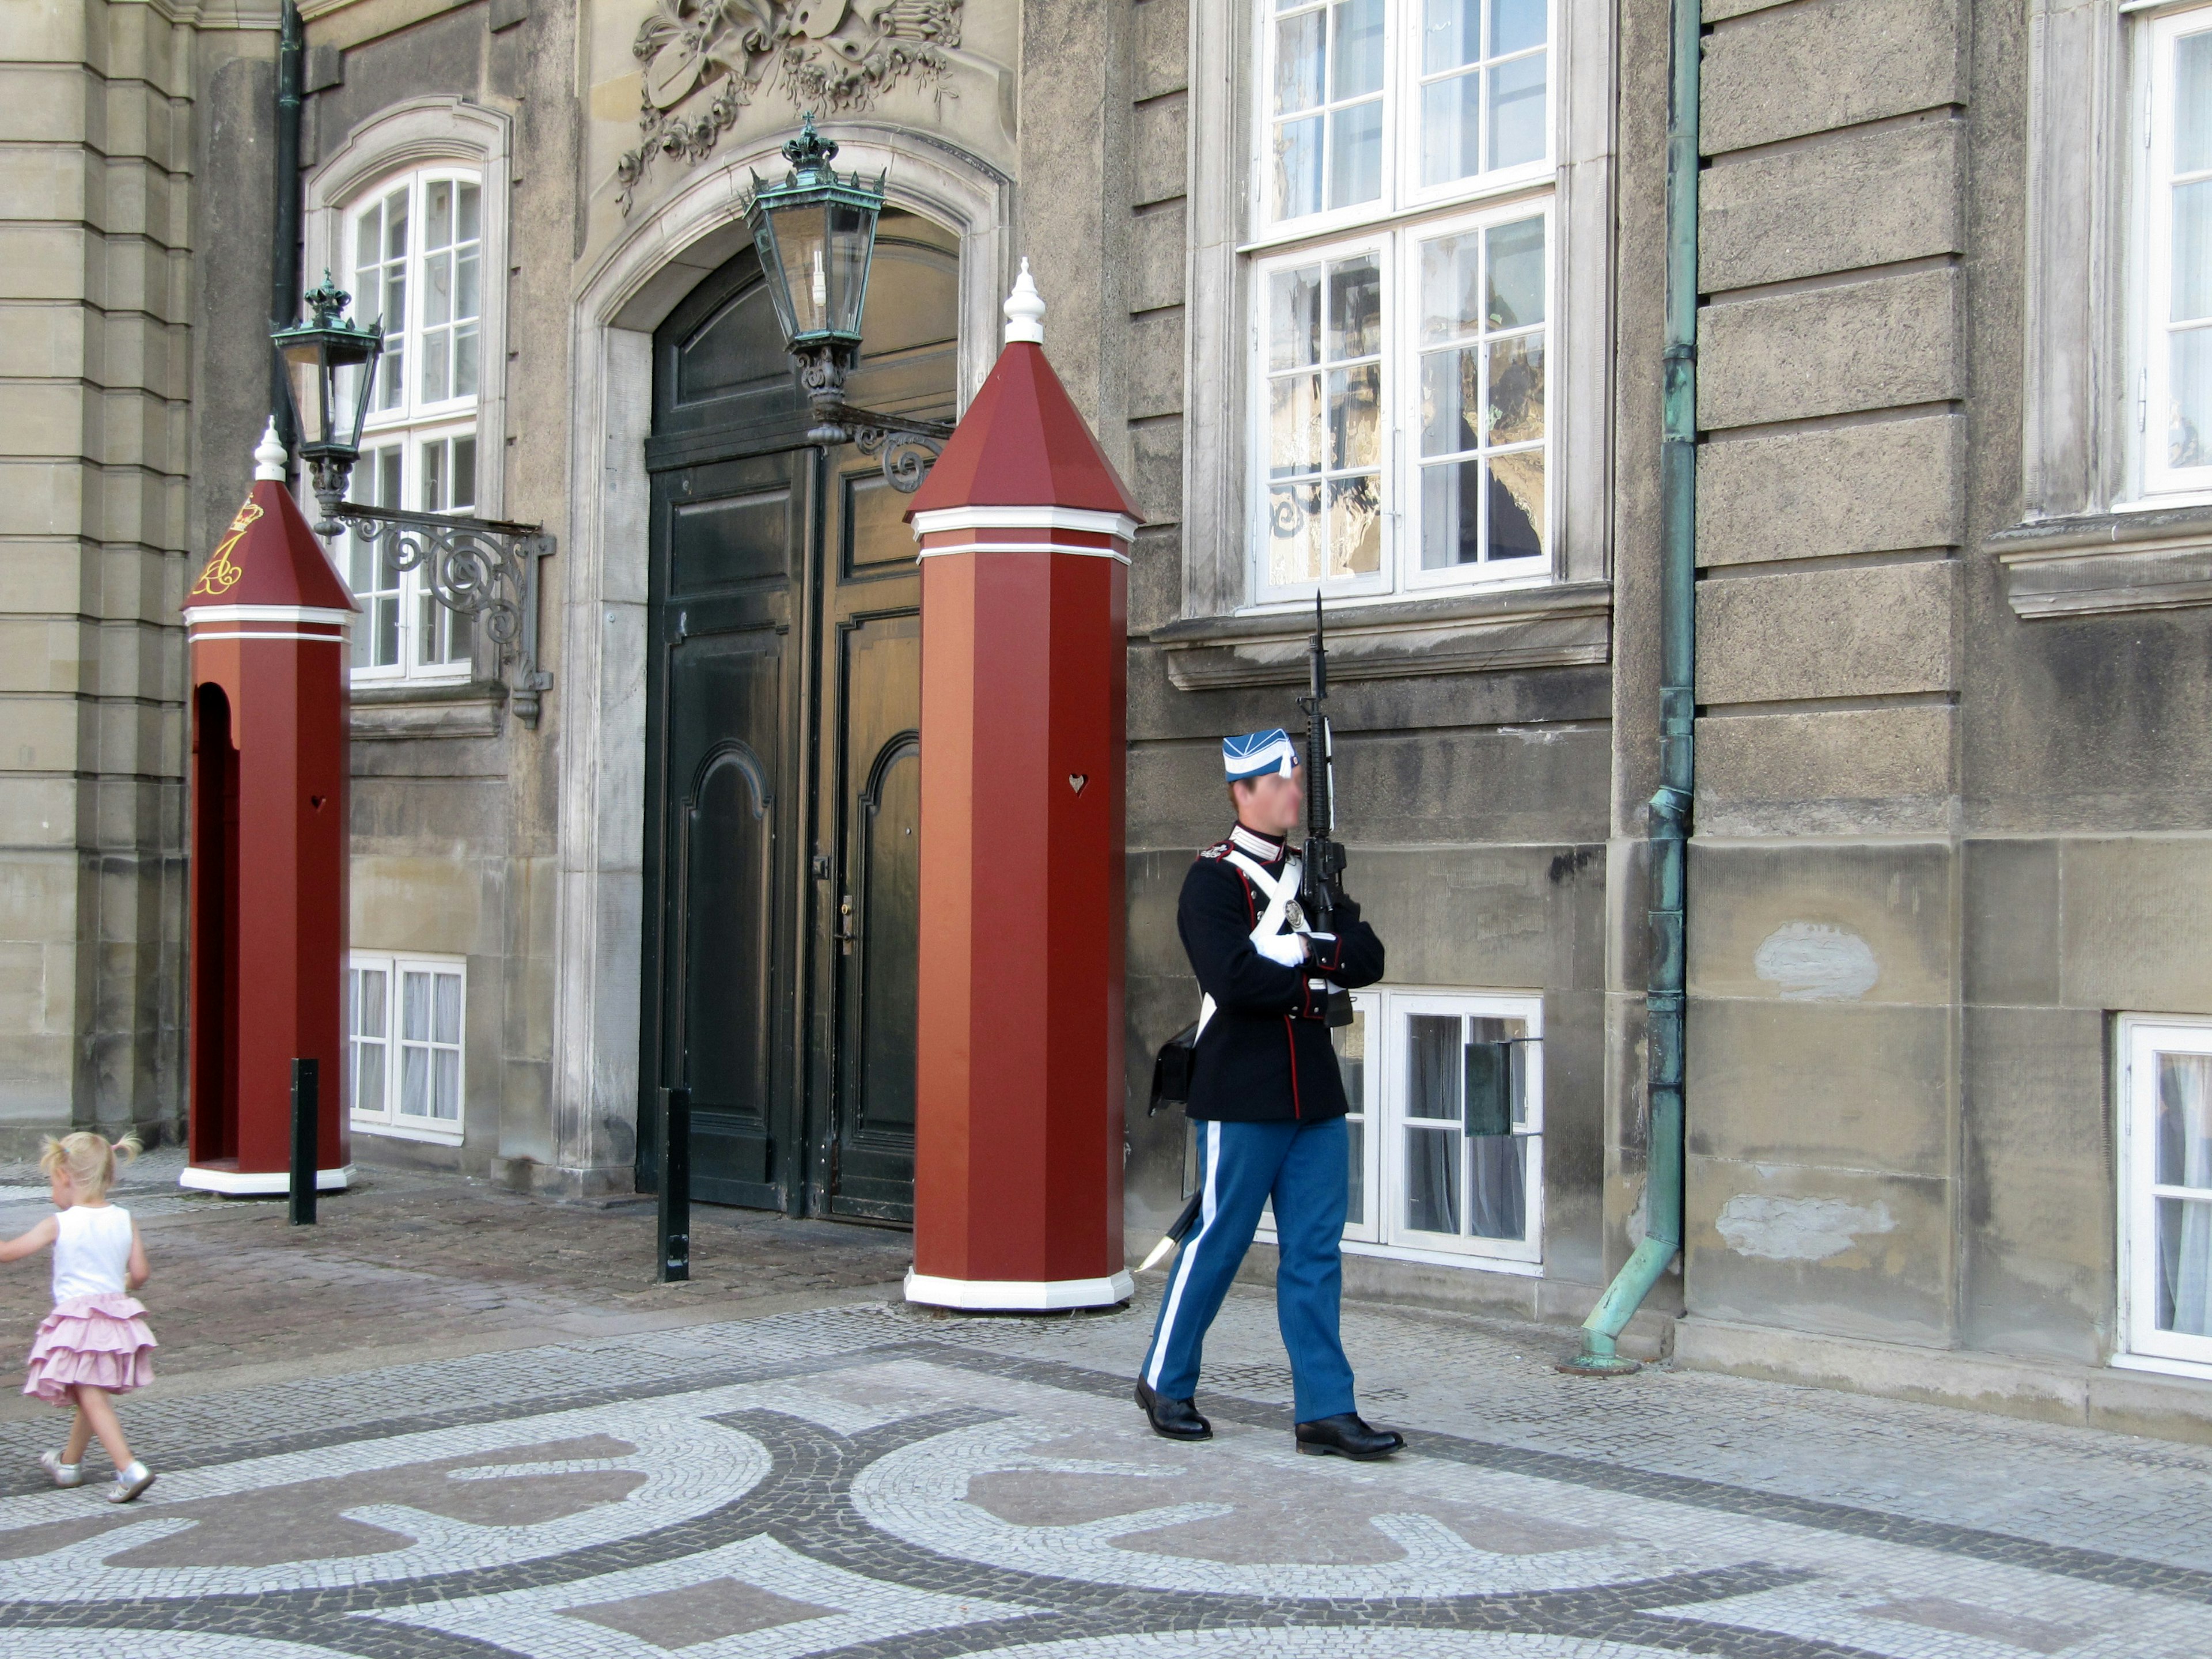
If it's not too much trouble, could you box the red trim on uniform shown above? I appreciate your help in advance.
[1286,1020,1302,1117]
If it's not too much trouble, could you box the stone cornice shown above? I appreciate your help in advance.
[1989,504,2212,619]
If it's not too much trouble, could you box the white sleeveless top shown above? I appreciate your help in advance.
[51,1205,133,1304]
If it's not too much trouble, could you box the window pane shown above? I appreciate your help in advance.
[1406,1126,1460,1233]
[1487,452,1546,562]
[1407,1014,1461,1120]
[433,1048,461,1120]
[429,179,455,249]
[1326,255,1383,358]
[1270,266,1323,369]
[434,972,462,1045]
[1423,0,1479,73]
[426,247,453,328]
[1421,71,1483,187]
[1330,0,1385,99]
[384,187,408,262]
[1421,347,1480,457]
[401,1043,429,1118]
[457,244,482,323]
[1487,51,1547,169]
[1346,1117,1365,1226]
[2175,180,2211,323]
[1421,459,1482,567]
[422,437,447,512]
[1269,373,1325,476]
[1488,334,1545,444]
[459,180,482,242]
[1328,474,1382,575]
[1468,1134,1527,1239]
[1465,1040,1513,1136]
[1275,9,1324,113]
[355,206,380,285]
[1335,1005,1365,1114]
[358,1042,384,1120]
[455,322,481,400]
[1327,363,1380,468]
[2173,331,2210,470]
[1422,230,1484,343]
[453,435,478,510]
[2178,29,2212,175]
[1488,216,1547,327]
[2156,1196,2212,1336]
[422,329,450,405]
[361,968,387,1038]
[402,970,431,1042]
[1328,96,1384,209]
[1275,114,1324,219]
[1492,0,1546,56]
[2157,1053,2212,1189]
[1268,482,1324,586]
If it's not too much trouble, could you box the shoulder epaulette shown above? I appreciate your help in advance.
[1197,839,1231,861]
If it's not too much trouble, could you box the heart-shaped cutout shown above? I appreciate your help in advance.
[1067,774,1088,796]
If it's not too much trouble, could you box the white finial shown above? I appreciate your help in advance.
[1003,257,1046,346]
[253,419,289,482]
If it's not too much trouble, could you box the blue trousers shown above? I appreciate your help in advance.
[1140,1115,1355,1423]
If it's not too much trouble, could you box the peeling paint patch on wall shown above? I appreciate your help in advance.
[1753,922,1880,1001]
[1715,1194,1896,1261]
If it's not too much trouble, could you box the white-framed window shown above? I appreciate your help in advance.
[1252,198,1551,601]
[1257,0,1551,237]
[341,168,485,681]
[1262,986,1544,1269]
[347,952,467,1145]
[2119,1016,2212,1373]
[2136,6,2212,503]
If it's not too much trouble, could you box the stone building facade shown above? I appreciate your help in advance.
[5,0,2211,1434]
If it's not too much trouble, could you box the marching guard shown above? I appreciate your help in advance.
[1134,726,1403,1460]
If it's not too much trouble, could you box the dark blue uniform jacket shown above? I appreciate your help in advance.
[1180,825,1386,1123]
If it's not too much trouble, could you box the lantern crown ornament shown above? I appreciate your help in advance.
[271,272,384,531]
[743,114,887,351]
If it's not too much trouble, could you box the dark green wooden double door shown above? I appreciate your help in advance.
[638,221,956,1223]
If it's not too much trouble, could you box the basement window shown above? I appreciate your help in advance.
[347,952,467,1146]
[2120,1016,2212,1373]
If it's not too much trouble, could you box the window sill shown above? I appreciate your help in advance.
[350,679,506,740]
[351,1116,465,1147]
[1148,581,1610,690]
[2108,1350,2212,1384]
[1988,503,2212,620]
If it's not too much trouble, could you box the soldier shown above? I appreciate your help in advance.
[1134,728,1403,1460]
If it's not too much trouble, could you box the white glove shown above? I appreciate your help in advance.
[1250,926,1307,967]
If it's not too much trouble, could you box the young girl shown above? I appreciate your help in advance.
[0,1132,157,1502]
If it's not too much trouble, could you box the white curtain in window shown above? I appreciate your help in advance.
[2158,1054,2212,1337]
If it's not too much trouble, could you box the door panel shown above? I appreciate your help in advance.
[641,452,800,1210]
[827,609,921,1221]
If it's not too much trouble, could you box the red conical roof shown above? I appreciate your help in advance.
[906,342,1142,521]
[184,479,357,612]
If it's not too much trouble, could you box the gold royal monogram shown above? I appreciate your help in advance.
[190,498,262,599]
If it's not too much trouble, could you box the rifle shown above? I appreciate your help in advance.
[1297,594,1353,1028]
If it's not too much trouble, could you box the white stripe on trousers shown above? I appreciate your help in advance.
[1145,1119,1221,1390]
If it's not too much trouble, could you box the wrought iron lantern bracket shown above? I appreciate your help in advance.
[820,394,956,494]
[320,501,557,727]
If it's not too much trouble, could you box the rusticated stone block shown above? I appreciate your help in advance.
[1699,415,1961,567]
[1699,268,1962,430]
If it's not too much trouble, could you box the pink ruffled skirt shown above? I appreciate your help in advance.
[23,1293,157,1406]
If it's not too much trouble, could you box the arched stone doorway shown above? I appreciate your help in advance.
[636,211,959,1222]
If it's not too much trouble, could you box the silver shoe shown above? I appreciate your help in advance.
[39,1452,82,1488]
[105,1462,154,1503]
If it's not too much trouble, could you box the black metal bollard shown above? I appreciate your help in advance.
[658,1085,690,1282]
[289,1057,319,1226]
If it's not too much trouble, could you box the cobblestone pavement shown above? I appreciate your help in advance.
[0,1169,2208,1657]
[0,1151,913,1389]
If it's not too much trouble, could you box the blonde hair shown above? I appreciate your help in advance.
[39,1131,140,1203]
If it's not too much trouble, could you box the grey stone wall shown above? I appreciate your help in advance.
[0,1,224,1150]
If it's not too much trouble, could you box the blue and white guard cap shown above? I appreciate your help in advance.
[1223,728,1300,781]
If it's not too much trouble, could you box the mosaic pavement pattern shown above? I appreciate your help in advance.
[0,1293,2207,1658]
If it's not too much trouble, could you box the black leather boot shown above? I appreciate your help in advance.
[1294,1412,1404,1460]
[1135,1379,1213,1441]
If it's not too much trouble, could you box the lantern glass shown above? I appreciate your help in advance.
[744,120,883,349]
[271,275,384,462]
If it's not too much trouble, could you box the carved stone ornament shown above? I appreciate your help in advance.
[616,0,961,212]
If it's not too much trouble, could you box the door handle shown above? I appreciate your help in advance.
[834,893,857,955]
